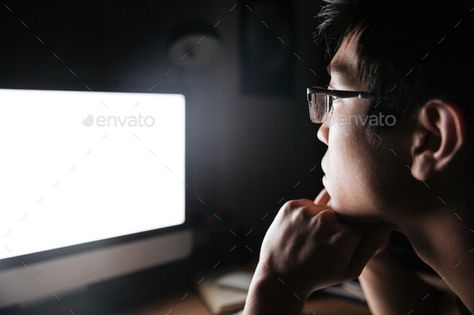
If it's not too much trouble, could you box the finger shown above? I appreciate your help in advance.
[346,223,394,277]
[304,204,331,217]
[281,199,330,217]
[280,199,323,216]
[314,189,330,205]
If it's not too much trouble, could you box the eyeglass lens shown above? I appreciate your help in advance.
[308,93,331,123]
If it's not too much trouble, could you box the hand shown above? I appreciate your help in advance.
[256,189,391,298]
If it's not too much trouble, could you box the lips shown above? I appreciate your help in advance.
[321,154,328,176]
[321,155,328,188]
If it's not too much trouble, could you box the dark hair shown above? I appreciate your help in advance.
[315,0,474,132]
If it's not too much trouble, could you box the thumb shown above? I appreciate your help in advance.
[346,223,393,277]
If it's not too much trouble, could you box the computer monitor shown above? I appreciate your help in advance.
[0,89,192,308]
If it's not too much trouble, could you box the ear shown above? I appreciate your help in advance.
[410,100,465,181]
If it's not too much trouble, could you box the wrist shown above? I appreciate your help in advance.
[360,251,392,278]
[254,261,312,299]
[247,262,307,313]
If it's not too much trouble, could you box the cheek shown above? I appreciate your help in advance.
[325,120,380,218]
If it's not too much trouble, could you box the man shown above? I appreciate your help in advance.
[243,0,473,314]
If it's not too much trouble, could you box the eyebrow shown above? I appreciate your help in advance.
[327,61,353,77]
[326,60,359,90]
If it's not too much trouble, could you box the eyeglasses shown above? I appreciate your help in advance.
[306,86,378,124]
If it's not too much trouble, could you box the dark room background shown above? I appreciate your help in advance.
[0,0,330,309]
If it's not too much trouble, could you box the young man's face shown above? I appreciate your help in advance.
[318,35,413,222]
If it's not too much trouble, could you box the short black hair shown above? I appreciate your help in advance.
[315,0,474,132]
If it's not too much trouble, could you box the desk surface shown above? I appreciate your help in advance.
[130,292,371,315]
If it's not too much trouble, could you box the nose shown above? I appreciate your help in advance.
[317,120,329,145]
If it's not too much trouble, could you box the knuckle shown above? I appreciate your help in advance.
[282,199,307,214]
[283,200,299,210]
[290,207,306,221]
[298,205,311,214]
[281,199,319,222]
[280,204,293,217]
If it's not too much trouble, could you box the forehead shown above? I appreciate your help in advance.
[328,35,362,87]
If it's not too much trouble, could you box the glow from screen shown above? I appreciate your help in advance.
[0,89,185,260]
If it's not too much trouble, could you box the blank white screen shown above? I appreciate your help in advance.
[0,89,185,260]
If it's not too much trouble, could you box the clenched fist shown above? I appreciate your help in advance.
[244,190,391,315]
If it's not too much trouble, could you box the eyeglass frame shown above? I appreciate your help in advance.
[307,86,382,124]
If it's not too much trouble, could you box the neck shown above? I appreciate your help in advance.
[397,203,474,311]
